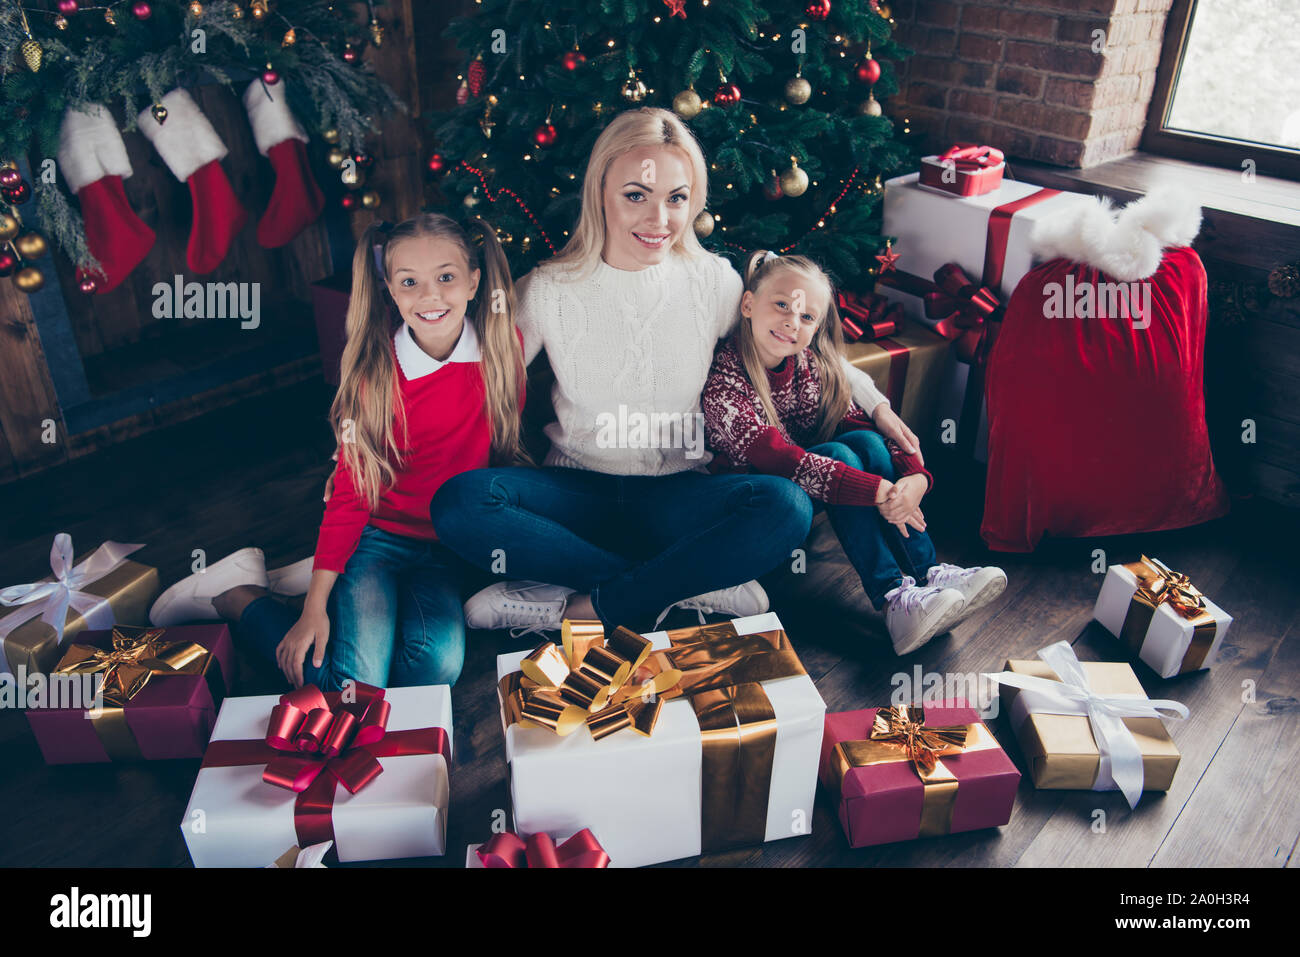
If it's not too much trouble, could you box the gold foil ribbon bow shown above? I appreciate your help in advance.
[53,624,218,759]
[829,704,998,838]
[501,619,809,853]
[1119,556,1218,673]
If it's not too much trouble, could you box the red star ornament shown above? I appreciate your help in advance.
[875,243,900,273]
[663,0,687,18]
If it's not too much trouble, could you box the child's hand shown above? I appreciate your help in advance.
[888,506,927,539]
[871,404,923,465]
[277,608,330,688]
[874,477,895,505]
[879,474,926,525]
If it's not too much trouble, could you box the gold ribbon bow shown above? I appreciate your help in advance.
[55,624,212,707]
[1120,556,1218,673]
[830,705,998,838]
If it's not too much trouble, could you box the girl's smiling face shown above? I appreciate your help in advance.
[384,235,479,360]
[742,269,829,368]
[600,146,693,270]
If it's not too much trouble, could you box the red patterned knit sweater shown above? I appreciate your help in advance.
[702,337,932,506]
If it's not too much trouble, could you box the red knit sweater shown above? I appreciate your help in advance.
[313,330,520,573]
[702,337,932,506]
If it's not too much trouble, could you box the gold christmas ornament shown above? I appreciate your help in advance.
[189,1,203,15]
[672,87,702,119]
[104,8,117,25]
[14,232,47,259]
[151,103,168,124]
[282,27,296,46]
[368,18,384,47]
[231,2,243,17]
[859,94,882,116]
[0,213,20,242]
[621,70,647,104]
[327,146,347,167]
[779,159,808,197]
[20,38,43,73]
[321,127,340,144]
[250,0,267,21]
[361,190,381,209]
[463,190,480,208]
[340,166,364,187]
[878,3,892,18]
[55,14,69,30]
[479,109,496,139]
[784,75,812,105]
[693,209,714,238]
[14,266,45,293]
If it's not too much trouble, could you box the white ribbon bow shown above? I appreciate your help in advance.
[984,640,1188,808]
[265,841,332,869]
[0,535,145,670]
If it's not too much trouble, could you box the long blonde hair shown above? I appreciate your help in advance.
[332,213,530,511]
[547,107,711,276]
[736,250,852,446]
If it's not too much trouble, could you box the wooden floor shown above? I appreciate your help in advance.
[2,376,1297,868]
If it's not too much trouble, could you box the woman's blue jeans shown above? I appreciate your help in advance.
[237,526,472,690]
[805,429,938,609]
[429,466,814,631]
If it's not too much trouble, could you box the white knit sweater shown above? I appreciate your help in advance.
[516,250,890,476]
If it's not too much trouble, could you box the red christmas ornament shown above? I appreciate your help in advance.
[0,168,22,189]
[455,82,469,106]
[56,0,78,15]
[261,69,280,85]
[427,152,447,174]
[533,122,558,148]
[468,56,486,96]
[663,0,687,18]
[342,44,359,64]
[805,0,831,20]
[561,50,586,71]
[713,83,742,105]
[5,182,31,204]
[0,250,17,277]
[131,1,152,19]
[856,58,881,85]
[77,271,99,294]
[353,152,374,169]
[340,193,359,210]
[874,243,900,274]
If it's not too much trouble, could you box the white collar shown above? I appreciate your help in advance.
[394,319,480,380]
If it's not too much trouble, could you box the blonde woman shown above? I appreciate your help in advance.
[431,108,922,634]
[150,214,528,689]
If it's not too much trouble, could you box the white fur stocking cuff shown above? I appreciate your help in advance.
[136,88,228,183]
[242,78,309,156]
[57,104,133,193]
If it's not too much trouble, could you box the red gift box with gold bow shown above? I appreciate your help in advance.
[819,700,1019,848]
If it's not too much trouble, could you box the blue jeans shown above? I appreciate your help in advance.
[237,526,472,690]
[429,467,813,631]
[806,430,938,609]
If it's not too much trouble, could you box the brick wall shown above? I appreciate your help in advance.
[891,0,1175,168]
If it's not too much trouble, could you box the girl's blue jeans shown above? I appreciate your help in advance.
[429,466,814,632]
[804,429,938,609]
[237,526,473,690]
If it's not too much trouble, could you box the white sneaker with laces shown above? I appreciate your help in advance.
[267,556,314,597]
[149,547,270,626]
[925,563,1007,626]
[463,580,575,638]
[883,576,965,656]
[654,580,769,629]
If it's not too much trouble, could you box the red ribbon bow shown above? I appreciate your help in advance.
[261,682,393,794]
[921,262,1004,364]
[476,829,610,868]
[836,290,902,342]
[938,143,1005,170]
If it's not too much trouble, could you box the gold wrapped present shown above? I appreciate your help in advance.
[843,318,953,441]
[0,536,159,676]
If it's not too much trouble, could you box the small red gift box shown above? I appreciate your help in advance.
[819,700,1019,848]
[918,144,1005,197]
[25,623,233,764]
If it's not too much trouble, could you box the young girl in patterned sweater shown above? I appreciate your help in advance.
[702,250,1007,654]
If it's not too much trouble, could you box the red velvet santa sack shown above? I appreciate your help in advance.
[981,189,1228,551]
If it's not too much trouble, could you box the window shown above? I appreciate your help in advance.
[1143,0,1300,180]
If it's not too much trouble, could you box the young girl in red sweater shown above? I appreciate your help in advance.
[702,250,1006,654]
[149,213,529,689]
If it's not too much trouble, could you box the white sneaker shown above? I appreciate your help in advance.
[267,556,314,597]
[883,576,965,656]
[926,563,1007,626]
[654,580,769,628]
[149,547,270,626]
[463,580,575,637]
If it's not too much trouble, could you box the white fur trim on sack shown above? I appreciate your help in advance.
[241,78,308,156]
[136,88,228,183]
[1028,187,1202,282]
[57,104,133,193]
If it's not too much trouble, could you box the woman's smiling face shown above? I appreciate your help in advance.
[600,146,693,270]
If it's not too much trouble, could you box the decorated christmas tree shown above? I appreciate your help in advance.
[0,0,402,294]
[430,0,913,288]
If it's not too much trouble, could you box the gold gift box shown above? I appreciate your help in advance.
[1001,658,1180,793]
[843,319,952,438]
[0,556,160,675]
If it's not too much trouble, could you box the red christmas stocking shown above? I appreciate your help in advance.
[137,89,248,274]
[57,104,155,292]
[242,77,324,248]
